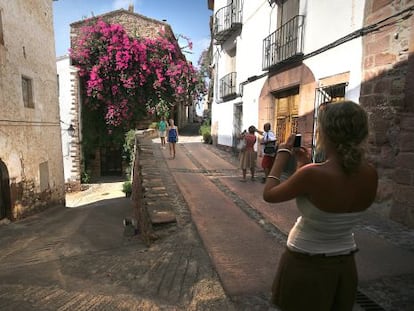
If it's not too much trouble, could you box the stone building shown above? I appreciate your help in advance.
[360,0,414,227]
[66,6,190,180]
[0,0,65,221]
[208,0,414,227]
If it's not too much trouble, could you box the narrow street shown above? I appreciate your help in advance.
[0,126,413,310]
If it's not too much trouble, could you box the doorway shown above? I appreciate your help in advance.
[0,160,11,220]
[233,103,243,149]
[100,146,123,176]
[273,86,299,142]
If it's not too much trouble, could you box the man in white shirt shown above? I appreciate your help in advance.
[256,123,277,183]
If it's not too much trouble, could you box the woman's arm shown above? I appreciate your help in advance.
[262,134,312,203]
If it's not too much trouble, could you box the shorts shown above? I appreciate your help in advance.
[159,130,166,138]
[261,155,275,169]
[271,247,358,311]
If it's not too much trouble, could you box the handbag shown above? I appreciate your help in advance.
[263,141,277,155]
[237,138,246,151]
[263,132,277,155]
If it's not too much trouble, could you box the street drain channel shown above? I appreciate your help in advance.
[356,290,386,310]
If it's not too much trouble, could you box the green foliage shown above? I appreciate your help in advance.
[122,181,132,193]
[81,171,91,184]
[149,122,158,129]
[199,122,212,144]
[123,129,136,177]
[197,48,212,79]
[123,129,136,155]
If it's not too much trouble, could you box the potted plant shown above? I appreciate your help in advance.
[122,181,132,197]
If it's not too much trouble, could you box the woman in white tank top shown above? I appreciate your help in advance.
[263,101,378,311]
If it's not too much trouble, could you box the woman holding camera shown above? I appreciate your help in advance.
[263,101,378,311]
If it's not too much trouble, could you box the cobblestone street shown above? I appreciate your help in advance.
[0,126,413,310]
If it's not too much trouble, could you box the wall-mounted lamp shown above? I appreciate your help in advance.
[67,124,75,137]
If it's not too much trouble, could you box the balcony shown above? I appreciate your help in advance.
[262,15,305,71]
[214,0,242,45]
[219,72,237,100]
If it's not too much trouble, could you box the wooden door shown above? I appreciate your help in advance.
[274,93,299,143]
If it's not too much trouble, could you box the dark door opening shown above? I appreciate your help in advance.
[100,146,123,176]
[0,160,11,220]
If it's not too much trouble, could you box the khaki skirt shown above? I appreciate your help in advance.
[239,150,257,169]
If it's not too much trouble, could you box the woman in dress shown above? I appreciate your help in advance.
[167,119,179,159]
[263,101,378,311]
[239,125,258,182]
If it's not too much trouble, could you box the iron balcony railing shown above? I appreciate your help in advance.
[219,72,237,100]
[262,15,305,70]
[214,0,242,44]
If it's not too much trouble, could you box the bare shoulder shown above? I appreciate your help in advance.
[297,162,325,176]
[360,162,379,189]
[366,162,378,176]
[294,162,338,188]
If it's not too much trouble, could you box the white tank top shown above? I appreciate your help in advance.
[287,196,365,255]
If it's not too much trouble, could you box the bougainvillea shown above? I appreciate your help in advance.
[70,18,206,129]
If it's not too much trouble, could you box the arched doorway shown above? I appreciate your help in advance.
[258,63,316,147]
[0,160,11,220]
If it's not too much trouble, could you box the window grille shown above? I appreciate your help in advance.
[312,83,347,162]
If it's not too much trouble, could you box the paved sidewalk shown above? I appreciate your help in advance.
[202,140,414,311]
[165,123,414,310]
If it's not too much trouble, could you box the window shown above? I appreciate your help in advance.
[0,9,4,46]
[39,162,50,192]
[277,0,299,27]
[22,76,34,108]
[273,86,299,143]
[315,83,347,106]
[312,83,348,162]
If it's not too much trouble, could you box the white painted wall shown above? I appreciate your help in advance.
[56,55,77,182]
[212,0,273,147]
[302,0,365,101]
[211,0,366,147]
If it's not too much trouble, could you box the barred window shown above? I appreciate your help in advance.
[22,76,34,108]
[312,83,348,162]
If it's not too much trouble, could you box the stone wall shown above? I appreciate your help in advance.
[70,9,177,54]
[0,0,65,220]
[361,0,414,227]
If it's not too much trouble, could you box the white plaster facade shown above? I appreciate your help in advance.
[0,0,65,220]
[210,0,365,150]
[57,55,79,183]
[210,0,414,228]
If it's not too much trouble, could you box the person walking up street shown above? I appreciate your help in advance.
[158,116,168,149]
[238,125,258,182]
[256,123,277,183]
[167,119,179,159]
[263,101,378,311]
